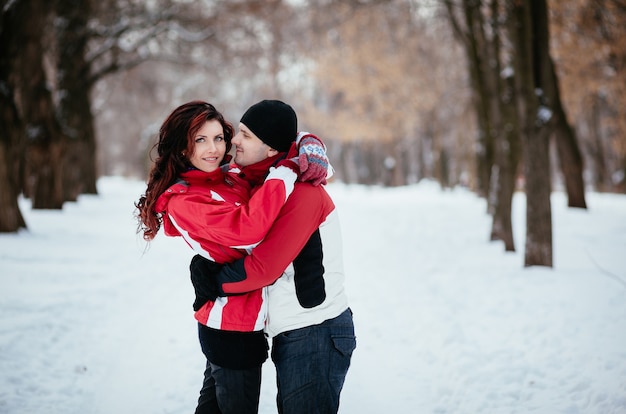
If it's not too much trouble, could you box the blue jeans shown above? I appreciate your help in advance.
[271,308,356,414]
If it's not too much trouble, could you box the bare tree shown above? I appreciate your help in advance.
[56,0,97,200]
[1,0,275,222]
[444,0,521,251]
[17,0,65,209]
[0,0,27,231]
[508,0,553,267]
[538,1,587,209]
[550,0,626,194]
[93,0,288,178]
[446,0,495,198]
[303,0,468,187]
[57,0,190,197]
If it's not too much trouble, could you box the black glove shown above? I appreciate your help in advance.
[189,255,223,311]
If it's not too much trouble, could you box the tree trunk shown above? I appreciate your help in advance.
[588,95,609,191]
[444,0,495,198]
[541,20,587,208]
[18,0,65,209]
[553,110,587,207]
[391,143,405,187]
[445,0,520,250]
[481,0,519,252]
[0,0,27,231]
[523,126,553,267]
[0,95,26,231]
[56,0,98,200]
[509,0,553,267]
[490,75,521,252]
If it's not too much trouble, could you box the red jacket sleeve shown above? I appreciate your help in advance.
[221,184,335,294]
[167,166,297,248]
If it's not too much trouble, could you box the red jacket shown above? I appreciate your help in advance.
[155,158,296,331]
[215,183,350,337]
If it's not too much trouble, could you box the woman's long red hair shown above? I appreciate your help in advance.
[135,101,233,241]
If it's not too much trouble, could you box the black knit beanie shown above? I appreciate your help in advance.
[239,100,297,152]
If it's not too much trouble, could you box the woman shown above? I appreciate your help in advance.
[135,101,321,413]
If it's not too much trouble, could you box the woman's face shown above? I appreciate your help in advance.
[188,120,227,173]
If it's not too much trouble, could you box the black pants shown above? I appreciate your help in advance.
[195,359,262,414]
[195,324,268,414]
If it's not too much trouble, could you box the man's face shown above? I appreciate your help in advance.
[231,123,277,167]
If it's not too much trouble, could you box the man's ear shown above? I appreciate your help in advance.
[267,147,279,157]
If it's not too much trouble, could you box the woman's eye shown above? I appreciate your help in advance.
[215,136,224,142]
[195,137,205,143]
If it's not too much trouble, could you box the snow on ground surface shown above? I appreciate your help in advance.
[1,177,625,414]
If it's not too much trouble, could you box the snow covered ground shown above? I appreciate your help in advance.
[1,177,625,414]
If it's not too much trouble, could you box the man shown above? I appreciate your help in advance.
[192,99,356,414]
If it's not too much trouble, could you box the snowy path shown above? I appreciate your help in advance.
[1,177,625,413]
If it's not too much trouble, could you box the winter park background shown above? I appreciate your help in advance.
[1,176,625,414]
